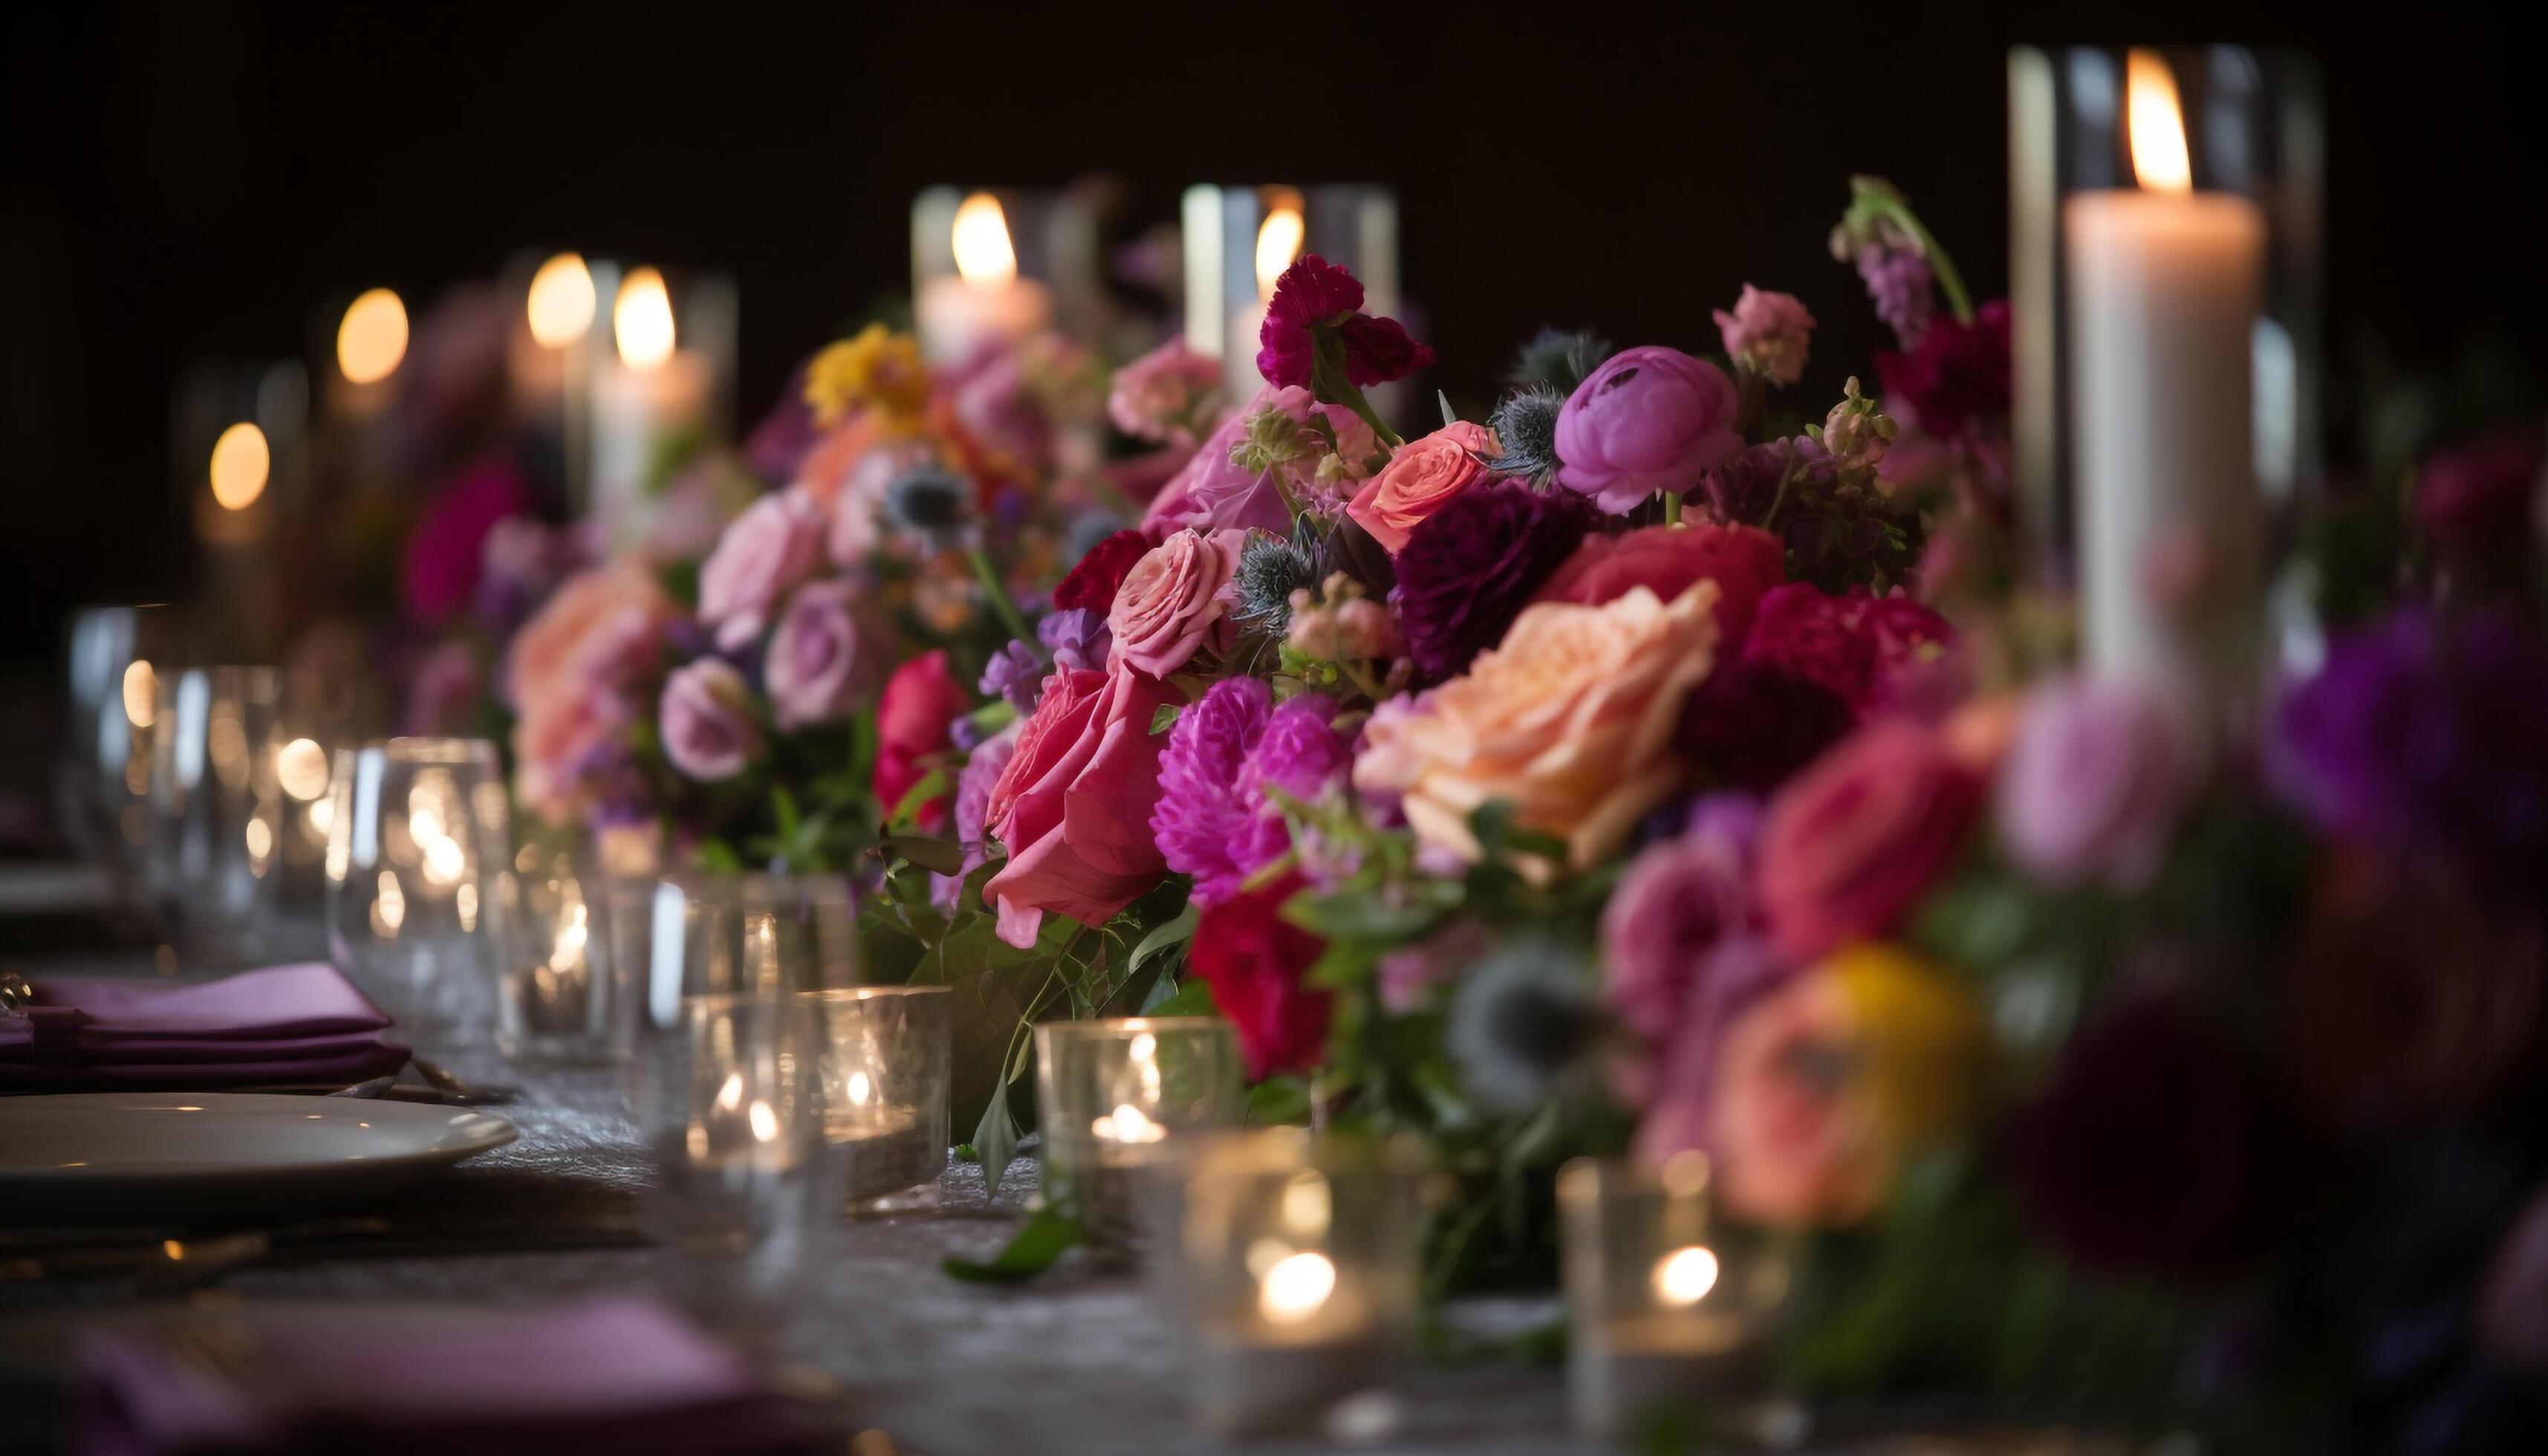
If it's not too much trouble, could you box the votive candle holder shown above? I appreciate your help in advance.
[804,986,952,1216]
[1033,1017,1244,1250]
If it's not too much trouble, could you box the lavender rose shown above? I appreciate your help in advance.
[764,579,881,730]
[659,658,762,782]
[1555,346,1743,514]
[1996,676,2199,889]
[698,488,825,651]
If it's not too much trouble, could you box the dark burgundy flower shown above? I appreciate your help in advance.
[1738,582,1954,715]
[1187,874,1330,1080]
[1676,661,1855,793]
[1394,479,1599,680]
[1255,254,1434,391]
[2417,426,2543,582]
[1875,299,2011,438]
[1050,529,1154,617]
[2011,995,2273,1282]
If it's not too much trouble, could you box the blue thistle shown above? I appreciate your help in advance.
[1233,524,1324,636]
[1485,384,1566,486]
[1509,328,1611,393]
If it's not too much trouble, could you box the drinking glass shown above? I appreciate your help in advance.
[803,986,952,1215]
[323,738,510,1038]
[59,604,191,871]
[606,873,859,1116]
[637,992,836,1350]
[144,665,283,963]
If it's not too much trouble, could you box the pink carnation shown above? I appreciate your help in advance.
[1713,285,1816,387]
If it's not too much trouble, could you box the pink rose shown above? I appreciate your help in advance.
[659,658,761,783]
[981,664,1185,948]
[874,651,966,830]
[1757,720,1982,960]
[1345,420,1495,553]
[1555,346,1743,514]
[697,489,825,651]
[1108,527,1247,678]
[1712,285,1816,387]
[764,579,883,730]
[1108,337,1223,448]
[1996,677,2198,889]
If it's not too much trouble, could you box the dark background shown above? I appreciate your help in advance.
[3,1,2537,670]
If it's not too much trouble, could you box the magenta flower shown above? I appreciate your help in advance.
[1554,346,1743,514]
[1151,679,1349,906]
[402,456,531,625]
[1255,254,1434,391]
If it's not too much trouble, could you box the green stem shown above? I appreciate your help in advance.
[1663,492,1683,527]
[1871,195,1975,326]
[1761,443,1807,532]
[1337,657,1389,703]
[966,545,1035,646]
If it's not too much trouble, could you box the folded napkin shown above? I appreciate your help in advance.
[0,963,410,1093]
[70,1299,839,1456]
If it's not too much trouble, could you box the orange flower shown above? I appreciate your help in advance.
[1354,581,1720,875]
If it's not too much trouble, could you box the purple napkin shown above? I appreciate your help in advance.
[70,1299,840,1456]
[0,964,410,1093]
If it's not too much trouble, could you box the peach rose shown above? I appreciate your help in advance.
[1108,527,1247,678]
[505,564,674,724]
[1353,581,1720,876]
[1345,420,1495,554]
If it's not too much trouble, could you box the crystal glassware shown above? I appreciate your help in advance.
[1034,1017,1244,1251]
[803,986,952,1215]
[636,992,836,1353]
[144,665,284,964]
[1556,1152,1793,1438]
[1169,1128,1429,1438]
[608,873,859,1117]
[491,839,611,1065]
[59,603,192,872]
[323,738,511,1039]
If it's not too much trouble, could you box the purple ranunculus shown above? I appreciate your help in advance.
[658,658,762,783]
[977,640,1045,716]
[1554,346,1743,515]
[1394,478,1600,680]
[1602,796,1763,1046]
[765,579,882,731]
[2271,611,2548,891]
[935,724,1020,914]
[1036,607,1112,674]
[1996,676,2199,890]
[1151,680,1350,906]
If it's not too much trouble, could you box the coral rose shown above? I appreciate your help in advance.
[1554,346,1743,515]
[981,664,1185,948]
[1344,420,1495,554]
[1353,582,1721,877]
[1757,720,1982,960]
[1534,522,1786,652]
[1108,527,1247,678]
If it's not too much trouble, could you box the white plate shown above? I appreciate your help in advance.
[0,1092,516,1221]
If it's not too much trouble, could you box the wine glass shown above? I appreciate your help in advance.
[143,665,283,965]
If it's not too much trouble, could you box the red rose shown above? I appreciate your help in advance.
[874,650,966,831]
[1187,874,1330,1080]
[981,663,1183,948]
[1740,582,1954,715]
[1534,523,1787,651]
[1051,530,1155,617]
[1757,720,1981,960]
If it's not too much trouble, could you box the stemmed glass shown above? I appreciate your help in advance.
[143,665,284,965]
[323,738,511,1039]
[59,604,190,872]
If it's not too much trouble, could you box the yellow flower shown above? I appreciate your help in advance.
[1353,581,1719,877]
[804,323,930,429]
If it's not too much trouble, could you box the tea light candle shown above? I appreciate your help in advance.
[1034,1018,1243,1253]
[806,987,951,1215]
[2066,51,2267,706]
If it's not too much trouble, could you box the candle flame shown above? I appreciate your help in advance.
[1092,1102,1165,1145]
[1255,204,1304,302]
[951,192,1018,290]
[208,422,270,510]
[614,267,677,370]
[1258,1250,1336,1325]
[527,252,597,348]
[1653,1244,1720,1307]
[2125,49,2193,194]
[336,288,408,385]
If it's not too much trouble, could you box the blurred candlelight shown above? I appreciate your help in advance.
[951,192,1019,288]
[334,289,408,386]
[614,267,677,370]
[527,252,598,348]
[208,423,270,511]
[914,189,1053,365]
[1253,199,1304,302]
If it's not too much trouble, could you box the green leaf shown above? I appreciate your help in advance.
[1284,892,1438,943]
[1247,1076,1312,1126]
[889,767,949,825]
[972,1074,1018,1197]
[1137,974,1181,1013]
[770,784,803,846]
[694,838,744,872]
[877,833,966,877]
[941,1208,1086,1284]
[1149,703,1183,735]
[1146,978,1221,1018]
[1126,903,1198,975]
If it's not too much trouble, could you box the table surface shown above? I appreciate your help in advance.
[0,922,1606,1456]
